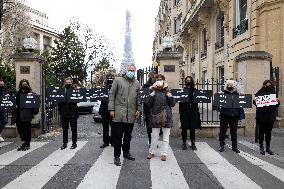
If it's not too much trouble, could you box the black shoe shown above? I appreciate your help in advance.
[232,148,240,154]
[100,143,109,148]
[23,143,30,151]
[182,143,187,150]
[123,153,135,161]
[191,142,197,151]
[114,157,121,166]
[61,143,67,150]
[218,145,224,152]
[17,143,26,151]
[266,148,274,155]
[70,143,77,149]
[260,147,265,155]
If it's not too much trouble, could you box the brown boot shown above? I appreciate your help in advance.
[160,155,167,161]
[147,153,154,159]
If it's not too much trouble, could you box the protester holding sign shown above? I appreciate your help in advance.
[254,80,280,155]
[218,80,240,153]
[58,77,79,150]
[0,78,8,142]
[179,76,201,151]
[16,79,39,151]
[146,74,175,161]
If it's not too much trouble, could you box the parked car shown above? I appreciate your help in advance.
[92,101,102,122]
[77,97,96,113]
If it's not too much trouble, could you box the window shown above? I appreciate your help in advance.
[233,0,248,38]
[202,70,208,83]
[175,14,182,33]
[215,14,224,50]
[218,66,225,92]
[191,40,195,63]
[175,0,181,6]
[192,73,196,81]
[201,29,207,58]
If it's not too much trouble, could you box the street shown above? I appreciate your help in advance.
[0,114,284,189]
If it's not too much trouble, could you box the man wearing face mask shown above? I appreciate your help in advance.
[0,78,8,142]
[254,80,280,155]
[58,77,79,150]
[108,64,141,166]
[179,76,201,150]
[218,80,240,153]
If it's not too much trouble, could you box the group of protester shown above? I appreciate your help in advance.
[0,63,280,167]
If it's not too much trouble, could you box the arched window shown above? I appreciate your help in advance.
[215,13,224,50]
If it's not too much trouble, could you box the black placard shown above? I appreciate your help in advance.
[89,88,109,102]
[46,88,66,103]
[171,89,189,102]
[193,90,212,103]
[233,94,252,108]
[213,94,233,108]
[140,89,150,103]
[214,94,252,108]
[20,94,40,108]
[0,96,16,110]
[66,88,87,103]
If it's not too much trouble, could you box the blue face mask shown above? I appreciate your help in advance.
[126,71,135,79]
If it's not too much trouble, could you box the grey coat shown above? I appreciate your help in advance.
[108,76,141,123]
[146,85,175,128]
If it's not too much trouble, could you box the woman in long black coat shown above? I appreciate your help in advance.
[179,76,201,150]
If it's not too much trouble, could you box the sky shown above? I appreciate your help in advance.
[25,0,161,71]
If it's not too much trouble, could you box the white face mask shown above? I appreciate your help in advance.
[156,80,164,87]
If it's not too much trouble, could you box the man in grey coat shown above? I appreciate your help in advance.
[108,64,141,166]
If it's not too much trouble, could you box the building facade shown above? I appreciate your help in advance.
[153,0,284,116]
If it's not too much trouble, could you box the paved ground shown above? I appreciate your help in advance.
[0,114,284,189]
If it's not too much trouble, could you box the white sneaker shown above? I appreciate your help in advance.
[0,136,5,142]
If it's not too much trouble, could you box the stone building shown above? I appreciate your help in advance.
[153,0,284,116]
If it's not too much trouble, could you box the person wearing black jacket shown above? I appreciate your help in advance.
[179,76,201,150]
[99,77,114,148]
[218,80,240,153]
[254,80,280,155]
[142,72,155,147]
[16,79,39,151]
[0,78,8,142]
[58,77,79,150]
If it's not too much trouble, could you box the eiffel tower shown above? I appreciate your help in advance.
[120,10,135,74]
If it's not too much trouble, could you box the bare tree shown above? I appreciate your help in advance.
[0,0,31,66]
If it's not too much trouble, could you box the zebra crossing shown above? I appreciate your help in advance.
[0,139,284,189]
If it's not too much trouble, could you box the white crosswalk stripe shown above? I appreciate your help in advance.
[194,142,261,189]
[0,142,12,148]
[77,147,124,189]
[227,144,284,183]
[150,144,190,189]
[3,141,87,189]
[0,142,47,170]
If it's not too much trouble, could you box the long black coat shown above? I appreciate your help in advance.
[16,90,39,122]
[179,87,201,130]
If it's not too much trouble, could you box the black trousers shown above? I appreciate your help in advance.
[101,115,112,145]
[258,121,273,147]
[145,117,152,144]
[16,121,31,143]
[112,122,134,158]
[219,117,238,148]
[61,116,77,144]
[181,128,195,143]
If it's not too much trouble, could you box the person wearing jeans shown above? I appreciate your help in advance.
[146,74,175,161]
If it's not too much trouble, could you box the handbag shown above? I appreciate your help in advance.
[150,109,167,128]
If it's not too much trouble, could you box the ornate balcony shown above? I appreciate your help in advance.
[233,19,248,38]
[215,38,224,50]
[200,51,207,59]
[190,56,196,63]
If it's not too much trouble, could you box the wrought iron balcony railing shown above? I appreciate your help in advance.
[233,19,248,38]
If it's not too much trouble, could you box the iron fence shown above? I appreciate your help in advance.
[137,66,158,86]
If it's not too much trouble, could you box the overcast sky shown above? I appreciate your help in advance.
[25,0,161,71]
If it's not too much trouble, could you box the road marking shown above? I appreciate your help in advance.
[227,144,284,183]
[150,145,189,189]
[239,140,284,164]
[195,142,261,189]
[0,142,47,169]
[77,147,123,189]
[3,141,87,189]
[0,142,12,148]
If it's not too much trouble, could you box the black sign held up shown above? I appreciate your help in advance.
[0,96,16,110]
[20,94,40,108]
[46,88,66,103]
[67,88,87,103]
[171,89,189,102]
[213,94,233,108]
[233,94,252,108]
[213,94,252,108]
[140,89,150,103]
[89,88,109,102]
[193,90,212,103]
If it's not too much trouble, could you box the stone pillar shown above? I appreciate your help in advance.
[236,51,272,136]
[156,51,182,136]
[13,52,45,136]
